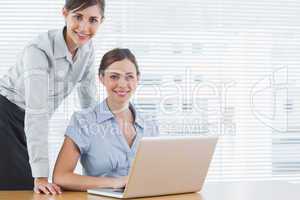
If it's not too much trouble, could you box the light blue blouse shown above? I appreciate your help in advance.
[65,99,160,177]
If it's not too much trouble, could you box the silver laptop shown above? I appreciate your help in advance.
[87,136,218,199]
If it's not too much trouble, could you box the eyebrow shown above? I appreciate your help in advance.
[90,16,100,19]
[73,12,100,19]
[107,72,135,75]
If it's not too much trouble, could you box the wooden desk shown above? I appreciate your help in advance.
[1,181,299,200]
[0,191,203,200]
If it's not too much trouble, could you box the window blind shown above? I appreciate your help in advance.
[0,0,300,182]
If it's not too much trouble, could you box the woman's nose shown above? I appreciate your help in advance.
[78,20,89,32]
[117,77,127,87]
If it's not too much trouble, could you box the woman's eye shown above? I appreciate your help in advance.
[74,15,82,21]
[90,18,98,24]
[110,75,119,80]
[126,75,134,80]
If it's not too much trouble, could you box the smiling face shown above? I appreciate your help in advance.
[63,5,103,50]
[100,59,139,104]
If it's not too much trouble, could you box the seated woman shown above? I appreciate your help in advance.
[53,48,159,191]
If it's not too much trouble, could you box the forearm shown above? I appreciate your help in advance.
[24,52,50,177]
[25,113,50,177]
[53,172,114,191]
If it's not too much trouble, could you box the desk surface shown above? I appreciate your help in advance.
[1,181,299,200]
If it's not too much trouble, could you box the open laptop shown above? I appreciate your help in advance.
[87,136,218,199]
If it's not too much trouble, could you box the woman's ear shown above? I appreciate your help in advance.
[99,74,104,85]
[62,7,69,18]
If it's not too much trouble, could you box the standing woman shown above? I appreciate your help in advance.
[0,0,105,194]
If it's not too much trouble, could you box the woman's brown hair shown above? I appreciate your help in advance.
[98,48,140,76]
[65,0,105,17]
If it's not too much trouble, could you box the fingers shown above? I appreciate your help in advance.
[37,185,51,195]
[52,184,63,194]
[33,186,41,194]
[46,184,57,195]
[34,184,62,195]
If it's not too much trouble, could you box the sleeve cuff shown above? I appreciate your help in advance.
[30,161,49,178]
[65,126,86,154]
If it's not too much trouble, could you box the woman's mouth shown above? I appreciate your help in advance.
[114,90,129,97]
[75,32,90,41]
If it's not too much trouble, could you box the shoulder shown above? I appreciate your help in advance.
[20,29,62,70]
[66,106,99,153]
[25,28,60,57]
[71,106,98,126]
[66,106,98,139]
[21,44,49,71]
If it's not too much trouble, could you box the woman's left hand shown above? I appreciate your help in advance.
[34,177,62,195]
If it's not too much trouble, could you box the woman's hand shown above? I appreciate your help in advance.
[34,177,62,195]
[111,176,128,189]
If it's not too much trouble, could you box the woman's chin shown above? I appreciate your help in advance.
[74,36,91,47]
[113,95,130,103]
[79,39,90,45]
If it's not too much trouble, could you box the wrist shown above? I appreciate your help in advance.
[97,176,115,188]
[34,177,49,184]
[35,177,48,180]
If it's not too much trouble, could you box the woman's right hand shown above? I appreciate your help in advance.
[111,176,128,189]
